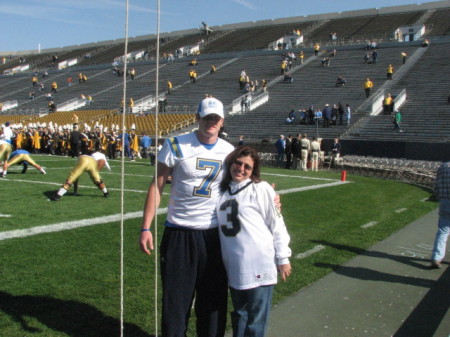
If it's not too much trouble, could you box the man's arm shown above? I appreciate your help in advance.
[139,162,171,255]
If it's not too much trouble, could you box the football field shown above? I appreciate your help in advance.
[0,154,438,336]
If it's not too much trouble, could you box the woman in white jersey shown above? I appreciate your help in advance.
[217,146,292,337]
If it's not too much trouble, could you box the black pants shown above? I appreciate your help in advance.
[160,226,228,337]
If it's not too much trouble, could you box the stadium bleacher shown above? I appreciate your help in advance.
[1,3,450,160]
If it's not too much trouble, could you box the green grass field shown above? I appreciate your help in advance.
[0,154,438,336]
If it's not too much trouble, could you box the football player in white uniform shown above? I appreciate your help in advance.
[140,97,234,337]
[217,146,291,337]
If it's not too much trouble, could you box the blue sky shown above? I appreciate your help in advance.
[0,0,440,52]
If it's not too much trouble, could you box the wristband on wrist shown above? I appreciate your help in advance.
[141,228,151,232]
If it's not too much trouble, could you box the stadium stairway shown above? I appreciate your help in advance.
[222,44,419,142]
[345,43,450,143]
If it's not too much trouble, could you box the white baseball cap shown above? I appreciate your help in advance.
[197,97,224,119]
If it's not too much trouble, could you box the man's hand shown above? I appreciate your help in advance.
[139,231,154,255]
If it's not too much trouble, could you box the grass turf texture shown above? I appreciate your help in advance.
[0,154,437,336]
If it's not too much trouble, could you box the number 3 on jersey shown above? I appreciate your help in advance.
[219,199,241,236]
[193,158,222,197]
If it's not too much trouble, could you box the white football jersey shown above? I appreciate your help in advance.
[217,179,291,290]
[158,132,234,229]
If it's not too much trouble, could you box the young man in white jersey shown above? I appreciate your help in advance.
[140,97,234,337]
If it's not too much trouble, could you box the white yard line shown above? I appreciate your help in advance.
[295,245,325,259]
[277,181,351,194]
[0,178,151,194]
[395,208,407,213]
[0,208,168,241]
[263,172,340,182]
[0,179,351,241]
[0,214,12,218]
[361,221,378,229]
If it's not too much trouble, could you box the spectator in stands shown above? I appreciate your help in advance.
[321,57,330,67]
[331,104,338,125]
[422,39,430,47]
[42,71,48,78]
[288,109,296,123]
[430,161,450,269]
[338,102,345,125]
[275,135,285,168]
[371,50,378,64]
[322,104,331,128]
[79,73,84,83]
[46,93,53,101]
[336,75,346,87]
[48,101,56,113]
[383,94,393,114]
[387,64,394,80]
[39,83,45,91]
[243,95,251,112]
[51,81,58,93]
[283,73,293,83]
[331,138,341,166]
[401,52,407,64]
[210,65,216,74]
[32,76,38,87]
[363,78,373,98]
[314,43,320,56]
[67,77,73,86]
[167,81,172,95]
[86,95,93,105]
[130,68,136,80]
[129,98,135,113]
[363,53,370,63]
[262,79,267,92]
[29,91,36,100]
[238,135,245,146]
[346,104,351,125]
[159,97,168,113]
[299,51,304,64]
[330,49,337,57]
[189,69,197,83]
[392,110,403,133]
[189,58,198,66]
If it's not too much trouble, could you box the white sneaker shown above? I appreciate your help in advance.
[41,168,47,174]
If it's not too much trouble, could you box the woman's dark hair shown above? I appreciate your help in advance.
[220,146,261,192]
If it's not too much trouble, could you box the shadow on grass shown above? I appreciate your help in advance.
[311,240,430,270]
[0,291,155,337]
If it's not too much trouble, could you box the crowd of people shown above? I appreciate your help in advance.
[0,122,153,162]
[285,103,351,127]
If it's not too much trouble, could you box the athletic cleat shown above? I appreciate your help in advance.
[103,192,110,198]
[41,168,47,174]
[51,194,61,201]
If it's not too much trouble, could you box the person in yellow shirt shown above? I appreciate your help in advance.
[299,51,304,64]
[383,94,393,114]
[314,43,320,56]
[51,81,58,93]
[363,78,374,98]
[167,81,173,95]
[387,64,394,80]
